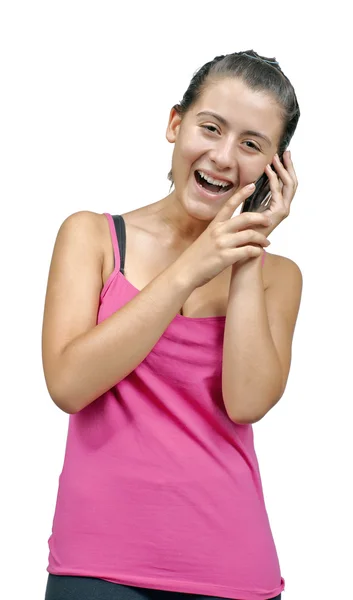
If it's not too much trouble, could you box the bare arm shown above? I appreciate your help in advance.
[222,253,303,424]
[42,211,194,414]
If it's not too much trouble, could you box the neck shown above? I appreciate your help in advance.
[155,190,212,247]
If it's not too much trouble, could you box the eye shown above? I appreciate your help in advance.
[202,125,220,134]
[244,141,261,151]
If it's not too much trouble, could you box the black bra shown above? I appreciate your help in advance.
[112,215,126,275]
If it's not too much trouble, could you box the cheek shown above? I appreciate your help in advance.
[177,132,208,169]
[181,142,198,166]
[240,157,268,183]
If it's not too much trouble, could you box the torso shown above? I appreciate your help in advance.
[99,207,272,319]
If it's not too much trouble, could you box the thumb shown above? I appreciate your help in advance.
[213,183,255,223]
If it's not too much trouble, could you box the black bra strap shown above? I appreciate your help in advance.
[112,215,126,275]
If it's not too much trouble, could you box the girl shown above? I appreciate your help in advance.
[43,50,302,600]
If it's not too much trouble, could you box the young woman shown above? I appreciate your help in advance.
[43,50,302,600]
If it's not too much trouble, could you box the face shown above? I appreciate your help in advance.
[166,77,284,221]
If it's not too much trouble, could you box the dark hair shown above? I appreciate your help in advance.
[167,49,300,185]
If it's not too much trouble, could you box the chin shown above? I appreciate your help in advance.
[179,192,221,222]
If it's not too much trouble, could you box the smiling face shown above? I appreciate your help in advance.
[166,77,284,221]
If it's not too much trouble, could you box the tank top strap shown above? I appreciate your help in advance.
[103,213,126,275]
[262,249,266,267]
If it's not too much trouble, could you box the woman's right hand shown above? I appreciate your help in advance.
[177,183,272,289]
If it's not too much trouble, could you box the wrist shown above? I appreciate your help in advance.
[230,252,263,289]
[232,252,263,273]
[168,255,197,296]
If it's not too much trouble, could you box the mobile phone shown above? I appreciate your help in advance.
[241,153,285,213]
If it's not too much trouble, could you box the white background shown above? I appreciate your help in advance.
[1,2,352,599]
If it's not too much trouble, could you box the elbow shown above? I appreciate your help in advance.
[45,373,83,414]
[43,353,78,414]
[224,388,284,426]
[56,400,80,415]
[227,404,273,425]
[228,411,263,426]
[48,386,80,415]
[223,395,262,425]
[44,355,91,414]
[47,374,106,414]
[54,401,77,415]
[222,387,261,425]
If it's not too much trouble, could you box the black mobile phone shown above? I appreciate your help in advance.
[241,153,285,213]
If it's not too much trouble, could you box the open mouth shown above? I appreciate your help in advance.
[194,170,233,194]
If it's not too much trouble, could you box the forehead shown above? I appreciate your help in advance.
[192,77,283,144]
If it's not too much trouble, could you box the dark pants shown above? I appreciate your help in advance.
[44,575,281,600]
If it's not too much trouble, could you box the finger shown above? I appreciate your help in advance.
[226,211,271,232]
[273,153,296,189]
[266,164,290,215]
[213,183,255,224]
[272,153,297,212]
[232,245,264,263]
[228,230,270,249]
[283,151,298,189]
[266,162,286,192]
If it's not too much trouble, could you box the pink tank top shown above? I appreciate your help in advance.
[47,213,285,600]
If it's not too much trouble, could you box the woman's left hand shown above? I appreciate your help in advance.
[256,150,298,237]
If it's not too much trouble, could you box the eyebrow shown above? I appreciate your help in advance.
[196,111,272,146]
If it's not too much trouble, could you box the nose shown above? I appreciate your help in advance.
[208,137,237,173]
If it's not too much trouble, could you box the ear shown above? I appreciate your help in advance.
[166,105,182,144]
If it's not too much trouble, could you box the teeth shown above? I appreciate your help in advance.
[198,170,231,188]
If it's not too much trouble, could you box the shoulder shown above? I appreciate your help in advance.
[264,251,303,288]
[56,210,109,249]
[263,251,303,321]
[58,210,106,232]
[49,211,114,275]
